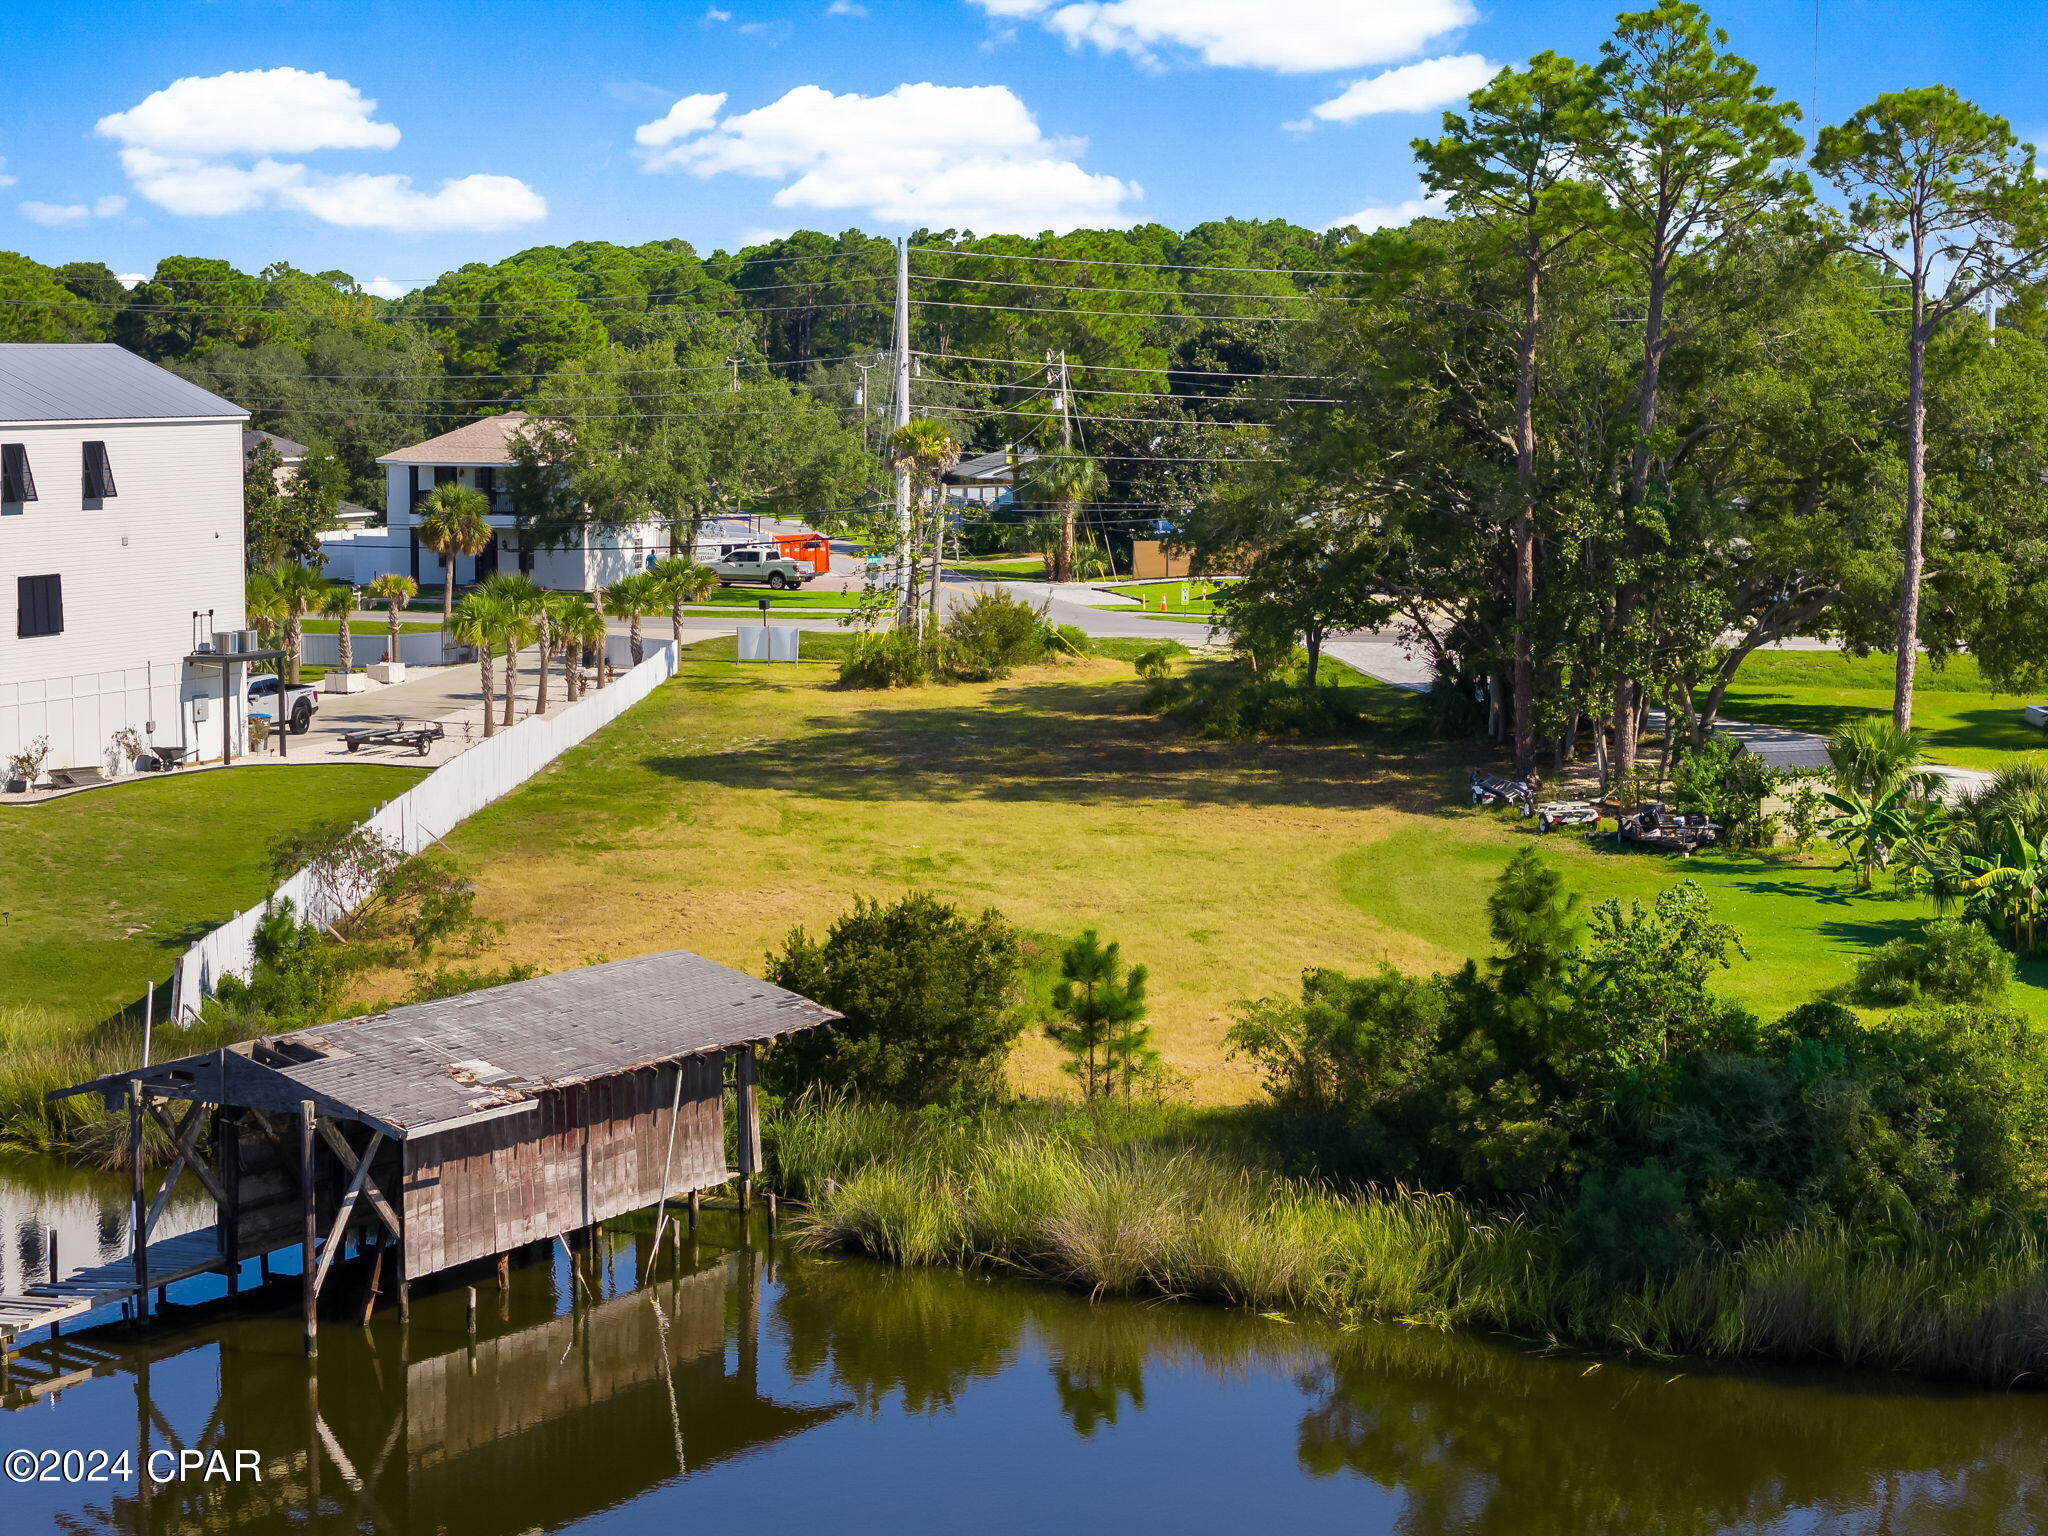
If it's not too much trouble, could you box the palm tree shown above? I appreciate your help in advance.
[606,571,662,667]
[366,572,417,668]
[1826,717,1943,802]
[1027,451,1106,584]
[272,563,329,686]
[557,601,608,700]
[480,573,542,728]
[535,592,582,712]
[245,569,285,652]
[888,419,962,629]
[415,483,493,656]
[649,557,718,655]
[451,590,512,738]
[317,581,357,674]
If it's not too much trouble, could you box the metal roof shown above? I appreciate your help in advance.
[62,950,838,1138]
[1722,721,1832,772]
[0,343,248,423]
[949,446,1037,484]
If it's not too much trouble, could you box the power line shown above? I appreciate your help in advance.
[916,374,1338,405]
[926,403,1274,429]
[908,271,1358,306]
[911,297,1318,324]
[195,354,873,382]
[913,351,1329,382]
[911,245,1353,278]
[0,293,887,320]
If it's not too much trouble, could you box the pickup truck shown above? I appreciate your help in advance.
[708,546,817,590]
[247,674,320,734]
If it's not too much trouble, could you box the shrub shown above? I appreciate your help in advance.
[943,589,1046,681]
[1853,918,2014,1006]
[1041,622,1092,659]
[762,893,1025,1105]
[837,628,935,689]
[1670,733,1780,849]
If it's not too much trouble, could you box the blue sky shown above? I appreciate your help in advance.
[2,1,2044,290]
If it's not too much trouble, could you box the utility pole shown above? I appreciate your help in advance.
[893,239,914,625]
[854,358,876,451]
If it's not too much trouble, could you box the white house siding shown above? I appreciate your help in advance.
[0,416,248,772]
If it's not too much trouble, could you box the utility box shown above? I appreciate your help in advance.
[738,626,800,662]
[775,532,833,575]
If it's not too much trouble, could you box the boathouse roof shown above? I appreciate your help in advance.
[57,950,838,1139]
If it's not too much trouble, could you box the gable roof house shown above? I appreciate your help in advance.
[318,412,669,591]
[243,429,374,530]
[1,344,256,782]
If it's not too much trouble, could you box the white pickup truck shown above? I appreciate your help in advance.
[708,546,817,590]
[247,674,320,734]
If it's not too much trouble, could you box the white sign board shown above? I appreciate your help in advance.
[737,626,800,662]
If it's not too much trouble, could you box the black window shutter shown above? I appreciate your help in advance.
[477,466,496,496]
[82,441,117,499]
[2,443,37,503]
[17,574,63,637]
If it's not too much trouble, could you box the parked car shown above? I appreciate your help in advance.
[248,674,320,734]
[708,546,816,589]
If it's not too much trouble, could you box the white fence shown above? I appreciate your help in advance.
[170,640,679,1020]
[300,628,451,670]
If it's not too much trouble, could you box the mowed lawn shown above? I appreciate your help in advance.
[350,639,2048,1103]
[1723,650,2048,770]
[2,764,426,1026]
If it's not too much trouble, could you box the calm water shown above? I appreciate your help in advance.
[3,1161,2045,1535]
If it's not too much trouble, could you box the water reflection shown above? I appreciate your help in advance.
[4,1207,2045,1535]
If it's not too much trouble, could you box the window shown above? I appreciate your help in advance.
[434,466,457,486]
[1,444,36,503]
[81,441,117,499]
[17,574,62,638]
[476,466,496,496]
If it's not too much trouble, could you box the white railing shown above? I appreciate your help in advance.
[170,640,679,1020]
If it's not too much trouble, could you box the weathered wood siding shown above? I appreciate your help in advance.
[399,1054,726,1278]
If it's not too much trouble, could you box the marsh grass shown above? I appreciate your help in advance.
[773,1095,2048,1385]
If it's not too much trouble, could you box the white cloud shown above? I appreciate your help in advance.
[972,0,1476,73]
[95,68,400,157]
[0,158,15,189]
[96,70,546,231]
[284,173,546,231]
[1303,53,1497,124]
[827,0,868,13]
[115,273,145,289]
[636,81,1136,233]
[1327,192,1449,233]
[362,276,417,299]
[635,93,728,148]
[704,6,732,19]
[18,194,128,226]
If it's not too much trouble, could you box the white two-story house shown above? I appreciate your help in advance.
[318,411,670,592]
[0,344,252,778]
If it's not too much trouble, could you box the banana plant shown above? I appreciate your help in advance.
[1821,785,1923,891]
[1950,818,2048,956]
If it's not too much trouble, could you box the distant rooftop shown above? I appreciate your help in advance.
[243,428,309,459]
[949,445,1038,484]
[0,343,248,424]
[379,411,532,466]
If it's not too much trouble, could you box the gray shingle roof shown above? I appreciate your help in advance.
[949,446,1037,484]
[244,428,309,459]
[378,411,530,465]
[0,343,248,423]
[68,950,838,1137]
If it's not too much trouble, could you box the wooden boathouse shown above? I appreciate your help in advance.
[19,950,837,1352]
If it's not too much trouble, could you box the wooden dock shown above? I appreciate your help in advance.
[0,1229,224,1346]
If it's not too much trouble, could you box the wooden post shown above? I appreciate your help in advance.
[360,1245,384,1327]
[221,1111,241,1295]
[46,1227,58,1284]
[300,1100,319,1355]
[688,1189,699,1231]
[736,1045,761,1212]
[497,1253,509,1290]
[129,1081,149,1323]
[767,1190,778,1234]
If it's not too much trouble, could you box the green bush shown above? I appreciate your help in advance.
[942,589,1047,681]
[762,893,1025,1106]
[1671,733,1780,849]
[1145,659,1376,739]
[1853,918,2015,1006]
[837,628,936,689]
[1041,622,1093,659]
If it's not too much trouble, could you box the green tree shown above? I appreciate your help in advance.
[649,556,718,654]
[415,483,494,648]
[1044,930,1155,1100]
[117,256,273,359]
[1024,451,1106,584]
[1812,88,2048,729]
[366,573,418,668]
[317,581,356,673]
[1583,1,1808,780]
[479,572,542,728]
[762,893,1024,1106]
[1415,51,1606,778]
[450,589,512,738]
[604,571,662,666]
[269,563,329,686]
[555,598,608,699]
[887,419,963,630]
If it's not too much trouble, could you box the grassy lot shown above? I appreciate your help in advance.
[954,557,1049,581]
[1,764,426,1026]
[1091,578,1236,615]
[337,639,2043,1102]
[696,588,865,610]
[1722,650,2045,770]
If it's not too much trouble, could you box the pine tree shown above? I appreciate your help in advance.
[1045,930,1153,1100]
